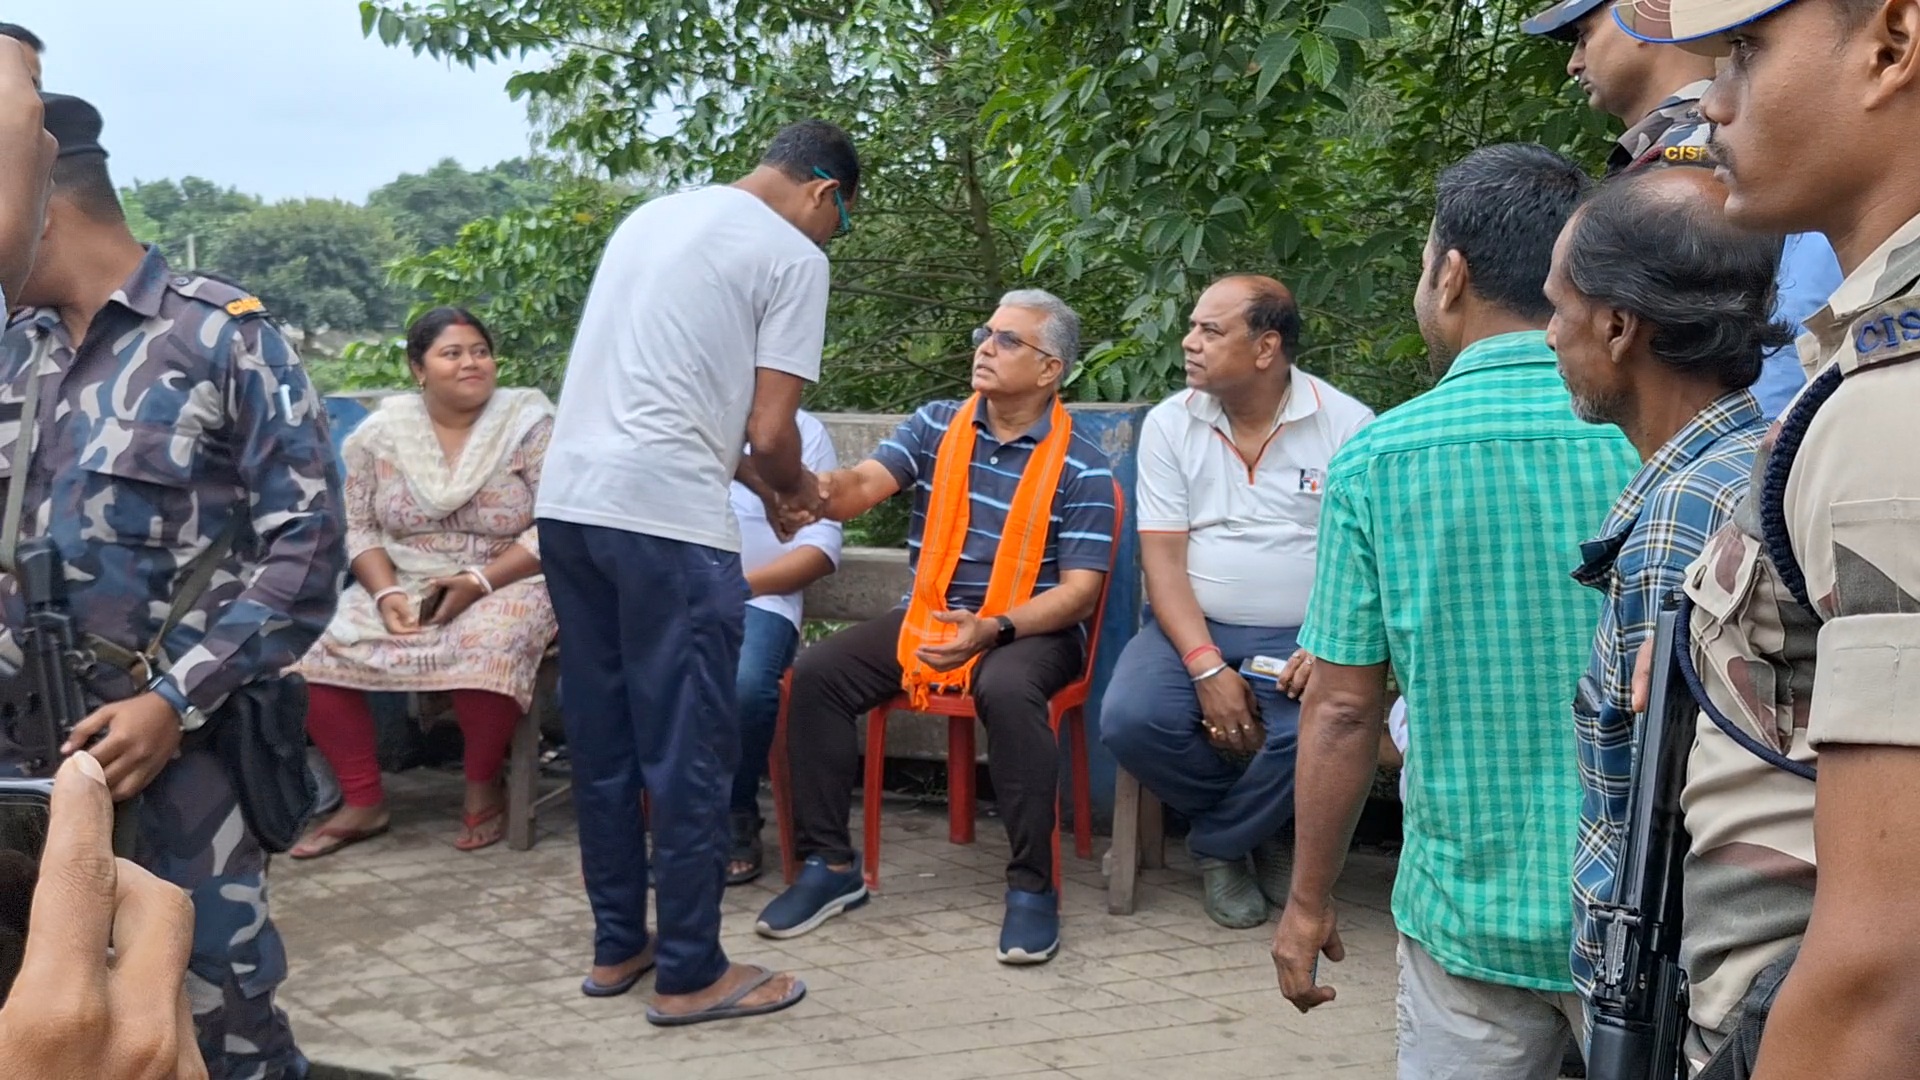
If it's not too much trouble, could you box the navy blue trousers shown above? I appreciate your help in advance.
[538,519,745,995]
[1099,618,1301,861]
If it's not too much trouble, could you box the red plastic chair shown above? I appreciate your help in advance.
[772,481,1124,893]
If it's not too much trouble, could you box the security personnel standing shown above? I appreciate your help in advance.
[1523,0,1842,418]
[0,94,344,1079]
[1523,0,1717,173]
[1615,1,1920,1077]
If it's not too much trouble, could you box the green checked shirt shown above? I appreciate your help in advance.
[1300,331,1637,990]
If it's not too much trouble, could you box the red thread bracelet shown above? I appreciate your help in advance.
[1182,644,1221,667]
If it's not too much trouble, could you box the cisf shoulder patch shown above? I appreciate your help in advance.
[1845,295,1920,375]
[225,295,266,317]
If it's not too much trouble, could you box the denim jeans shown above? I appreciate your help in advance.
[731,605,801,819]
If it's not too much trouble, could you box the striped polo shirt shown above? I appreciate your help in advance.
[873,399,1117,609]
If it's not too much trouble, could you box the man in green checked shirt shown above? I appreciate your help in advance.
[1271,143,1637,1080]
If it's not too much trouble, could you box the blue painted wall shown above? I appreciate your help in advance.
[1064,403,1151,828]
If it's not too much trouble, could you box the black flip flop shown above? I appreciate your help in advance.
[645,965,806,1027]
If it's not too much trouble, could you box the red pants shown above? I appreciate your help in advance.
[306,684,522,807]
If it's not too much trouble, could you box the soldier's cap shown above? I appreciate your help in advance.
[1615,0,1798,46]
[1523,0,1610,40]
[39,92,107,160]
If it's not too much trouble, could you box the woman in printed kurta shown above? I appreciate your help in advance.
[291,308,556,856]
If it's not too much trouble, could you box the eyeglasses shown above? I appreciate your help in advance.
[811,166,853,238]
[972,326,1058,360]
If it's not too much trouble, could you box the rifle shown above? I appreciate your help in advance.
[1586,594,1694,1080]
[10,536,94,776]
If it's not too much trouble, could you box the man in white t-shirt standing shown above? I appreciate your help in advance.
[1102,275,1373,929]
[536,120,858,1025]
[727,408,842,886]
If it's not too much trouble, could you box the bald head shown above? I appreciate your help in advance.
[1212,274,1301,359]
[1182,274,1302,397]
[1557,164,1789,387]
[1602,164,1728,214]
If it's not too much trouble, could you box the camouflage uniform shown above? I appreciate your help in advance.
[0,247,346,1079]
[1679,212,1920,1069]
[1609,79,1713,175]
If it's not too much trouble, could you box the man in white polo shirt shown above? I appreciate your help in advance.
[537,119,857,1025]
[1102,275,1373,928]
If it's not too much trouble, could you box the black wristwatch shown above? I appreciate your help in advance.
[993,614,1017,647]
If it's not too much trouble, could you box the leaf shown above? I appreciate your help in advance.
[1210,195,1247,217]
[1253,33,1299,103]
[1320,2,1378,41]
[1299,34,1339,87]
[1181,224,1204,266]
[1070,184,1093,219]
[376,9,402,46]
[1347,0,1393,34]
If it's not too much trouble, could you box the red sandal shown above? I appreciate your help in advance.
[455,805,506,852]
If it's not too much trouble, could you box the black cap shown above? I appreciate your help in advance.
[39,92,106,160]
[1522,0,1610,39]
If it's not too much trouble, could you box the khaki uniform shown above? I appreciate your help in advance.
[1680,211,1920,1067]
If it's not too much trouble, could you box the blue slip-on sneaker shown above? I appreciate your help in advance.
[755,856,868,940]
[996,888,1061,965]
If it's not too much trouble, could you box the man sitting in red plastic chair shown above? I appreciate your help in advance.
[757,289,1115,965]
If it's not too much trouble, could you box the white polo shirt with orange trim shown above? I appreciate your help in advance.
[1135,366,1374,628]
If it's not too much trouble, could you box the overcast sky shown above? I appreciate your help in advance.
[21,0,538,202]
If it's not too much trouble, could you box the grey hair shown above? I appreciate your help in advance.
[998,288,1082,382]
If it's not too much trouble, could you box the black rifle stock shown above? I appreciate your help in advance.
[1586,595,1693,1080]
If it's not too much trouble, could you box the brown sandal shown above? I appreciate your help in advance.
[289,822,391,860]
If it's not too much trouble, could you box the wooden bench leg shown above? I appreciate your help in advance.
[1140,784,1165,870]
[1108,766,1142,915]
[507,710,539,851]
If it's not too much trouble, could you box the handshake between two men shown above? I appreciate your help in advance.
[765,467,848,539]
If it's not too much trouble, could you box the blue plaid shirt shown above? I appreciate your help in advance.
[1567,390,1769,999]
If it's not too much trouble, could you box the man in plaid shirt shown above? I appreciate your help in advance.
[1542,166,1782,1014]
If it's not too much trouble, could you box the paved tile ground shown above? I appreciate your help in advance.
[278,770,1403,1079]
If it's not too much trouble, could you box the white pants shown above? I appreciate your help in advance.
[1396,934,1587,1080]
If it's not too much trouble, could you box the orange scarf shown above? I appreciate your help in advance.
[897,394,1074,707]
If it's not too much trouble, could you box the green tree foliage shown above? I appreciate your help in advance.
[369,157,558,253]
[327,183,638,392]
[359,0,1609,411]
[120,177,260,269]
[215,200,407,344]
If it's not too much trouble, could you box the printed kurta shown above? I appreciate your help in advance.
[297,413,554,709]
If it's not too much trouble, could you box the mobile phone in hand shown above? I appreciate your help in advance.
[0,779,52,1005]
[418,586,447,623]
[1240,655,1286,689]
